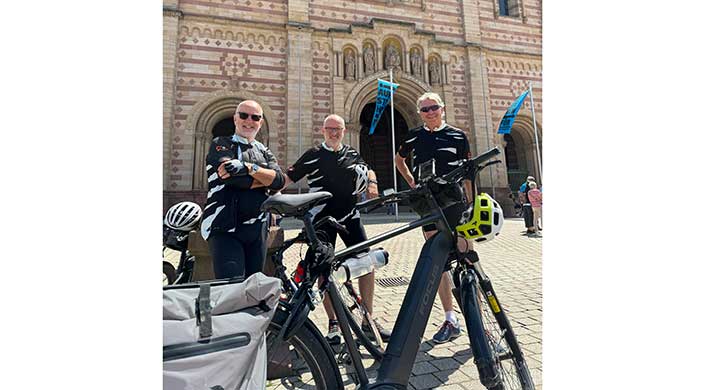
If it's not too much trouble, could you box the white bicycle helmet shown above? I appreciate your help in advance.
[164,201,203,232]
[350,164,369,195]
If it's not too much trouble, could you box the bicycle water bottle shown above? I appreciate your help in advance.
[333,248,389,284]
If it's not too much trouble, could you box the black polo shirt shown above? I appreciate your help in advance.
[398,123,471,181]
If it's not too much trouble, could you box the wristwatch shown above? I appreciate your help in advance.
[249,163,260,175]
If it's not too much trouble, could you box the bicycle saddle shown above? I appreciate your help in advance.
[260,191,333,216]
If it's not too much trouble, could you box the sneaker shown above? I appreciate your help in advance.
[432,320,462,344]
[362,318,392,342]
[326,320,341,345]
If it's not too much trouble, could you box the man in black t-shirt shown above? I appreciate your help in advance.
[395,92,474,344]
[284,114,391,344]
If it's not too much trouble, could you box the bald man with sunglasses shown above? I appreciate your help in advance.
[201,100,286,280]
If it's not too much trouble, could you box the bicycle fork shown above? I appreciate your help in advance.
[457,267,503,389]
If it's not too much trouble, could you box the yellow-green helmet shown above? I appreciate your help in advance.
[455,193,504,243]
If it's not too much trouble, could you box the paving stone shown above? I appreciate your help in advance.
[432,369,471,385]
[413,361,438,376]
[409,373,443,389]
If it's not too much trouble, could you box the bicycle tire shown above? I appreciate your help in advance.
[459,273,534,390]
[163,262,176,285]
[337,281,385,360]
[478,284,535,390]
[266,305,343,390]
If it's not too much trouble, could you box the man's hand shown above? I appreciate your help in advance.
[366,182,379,199]
[217,159,248,179]
[217,160,231,179]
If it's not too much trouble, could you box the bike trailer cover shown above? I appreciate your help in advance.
[163,272,282,390]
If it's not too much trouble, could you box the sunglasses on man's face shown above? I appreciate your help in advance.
[419,104,442,113]
[237,112,262,121]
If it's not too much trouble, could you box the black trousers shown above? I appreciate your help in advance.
[207,220,268,279]
[522,204,535,228]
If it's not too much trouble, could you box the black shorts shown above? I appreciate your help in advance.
[207,219,268,279]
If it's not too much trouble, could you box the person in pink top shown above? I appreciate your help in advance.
[527,181,542,235]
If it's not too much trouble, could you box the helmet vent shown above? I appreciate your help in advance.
[480,198,488,207]
[494,212,500,225]
[479,224,492,235]
[480,211,490,221]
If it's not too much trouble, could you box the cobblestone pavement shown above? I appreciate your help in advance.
[276,214,543,390]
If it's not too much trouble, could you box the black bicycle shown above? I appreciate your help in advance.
[162,225,197,285]
[261,147,534,390]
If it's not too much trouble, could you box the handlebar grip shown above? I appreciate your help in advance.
[471,147,501,165]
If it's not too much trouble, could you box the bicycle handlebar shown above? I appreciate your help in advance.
[354,147,502,211]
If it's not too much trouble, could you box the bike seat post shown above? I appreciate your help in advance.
[301,211,322,248]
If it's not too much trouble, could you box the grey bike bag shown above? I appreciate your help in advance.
[163,272,282,390]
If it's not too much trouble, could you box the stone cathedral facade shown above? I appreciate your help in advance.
[163,0,542,211]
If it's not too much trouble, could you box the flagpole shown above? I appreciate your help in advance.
[389,67,399,221]
[528,82,542,182]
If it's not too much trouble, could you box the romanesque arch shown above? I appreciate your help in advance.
[502,114,542,186]
[344,70,434,131]
[185,89,278,190]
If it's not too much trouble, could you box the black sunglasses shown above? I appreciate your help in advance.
[419,104,442,113]
[237,112,262,121]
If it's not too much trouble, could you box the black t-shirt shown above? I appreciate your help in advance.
[287,144,368,220]
[398,124,471,181]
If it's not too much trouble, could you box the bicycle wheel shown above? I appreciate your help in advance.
[337,280,385,360]
[477,284,535,390]
[163,262,176,285]
[266,306,343,389]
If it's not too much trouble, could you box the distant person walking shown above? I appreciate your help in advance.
[518,176,537,235]
[527,181,542,235]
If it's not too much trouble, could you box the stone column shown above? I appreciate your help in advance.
[404,50,409,73]
[378,47,384,72]
[288,0,310,24]
[347,122,361,150]
[193,132,208,190]
[163,5,182,190]
[286,25,313,170]
[441,82,455,124]
[460,0,481,45]
[334,51,341,77]
[423,57,429,84]
[357,52,363,80]
[464,47,509,193]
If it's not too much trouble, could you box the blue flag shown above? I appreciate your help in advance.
[369,79,399,135]
[497,90,529,134]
